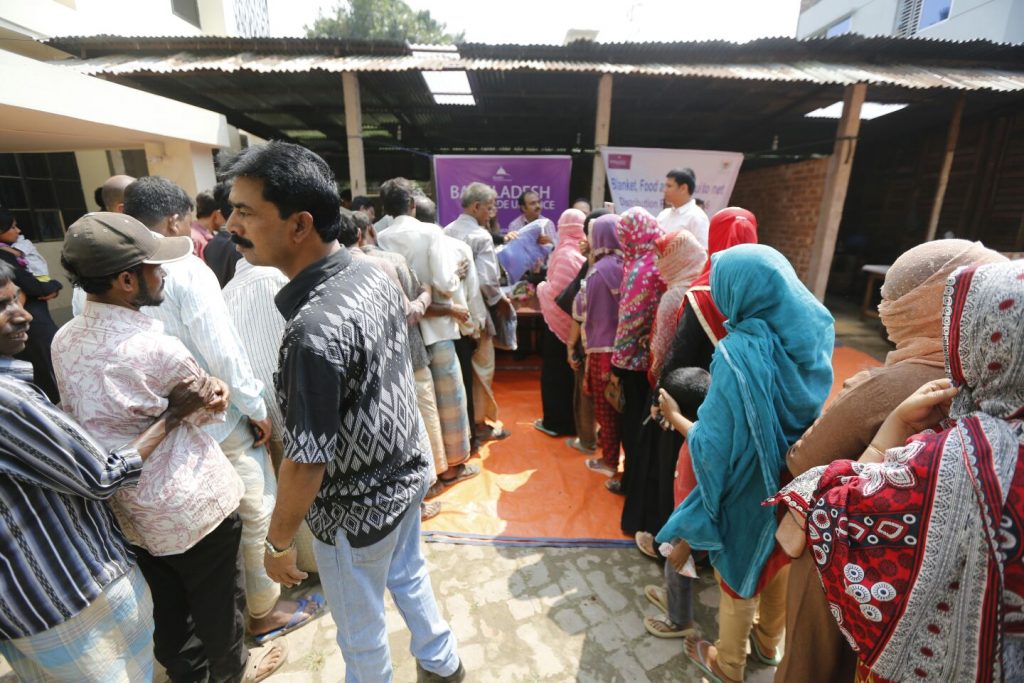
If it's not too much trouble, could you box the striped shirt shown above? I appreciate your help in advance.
[0,368,142,640]
[222,259,289,438]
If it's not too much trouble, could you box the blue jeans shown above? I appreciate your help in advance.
[664,558,694,627]
[314,486,459,682]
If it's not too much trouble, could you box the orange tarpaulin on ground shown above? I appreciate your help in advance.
[421,345,881,546]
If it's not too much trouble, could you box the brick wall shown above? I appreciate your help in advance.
[728,157,829,281]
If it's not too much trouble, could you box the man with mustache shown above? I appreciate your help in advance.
[222,142,464,682]
[0,250,225,681]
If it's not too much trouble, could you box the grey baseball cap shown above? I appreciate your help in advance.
[63,212,192,277]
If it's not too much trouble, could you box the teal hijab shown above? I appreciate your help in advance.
[657,244,834,597]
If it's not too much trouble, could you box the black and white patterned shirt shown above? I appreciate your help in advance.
[275,249,429,548]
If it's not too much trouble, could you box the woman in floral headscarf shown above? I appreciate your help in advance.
[619,229,705,532]
[649,230,708,384]
[776,239,1006,683]
[772,258,1024,682]
[607,208,665,493]
[534,209,588,437]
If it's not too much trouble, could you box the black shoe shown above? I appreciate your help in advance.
[416,660,466,682]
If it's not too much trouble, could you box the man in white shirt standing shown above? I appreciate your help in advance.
[444,182,512,443]
[656,167,710,248]
[377,178,479,492]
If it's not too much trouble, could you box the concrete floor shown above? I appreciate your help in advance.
[254,544,780,683]
[0,299,888,682]
[827,295,892,363]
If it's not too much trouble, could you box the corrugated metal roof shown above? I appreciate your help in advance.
[58,51,1024,92]
[45,34,412,58]
[44,34,1024,66]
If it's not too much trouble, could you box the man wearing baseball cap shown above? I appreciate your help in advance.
[53,212,286,682]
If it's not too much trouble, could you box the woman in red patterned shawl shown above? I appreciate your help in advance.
[770,259,1024,682]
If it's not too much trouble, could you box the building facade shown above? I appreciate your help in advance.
[798,0,1024,43]
[0,0,267,322]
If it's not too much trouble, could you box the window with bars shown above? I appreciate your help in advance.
[895,0,953,35]
[919,0,952,30]
[0,153,87,242]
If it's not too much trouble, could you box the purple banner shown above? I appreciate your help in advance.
[433,155,572,230]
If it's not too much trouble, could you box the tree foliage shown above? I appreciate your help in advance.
[305,0,464,44]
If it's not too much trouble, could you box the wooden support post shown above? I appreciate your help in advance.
[342,72,366,197]
[924,95,965,242]
[806,82,866,300]
[590,74,613,209]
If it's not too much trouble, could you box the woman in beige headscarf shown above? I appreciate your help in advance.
[775,239,1007,683]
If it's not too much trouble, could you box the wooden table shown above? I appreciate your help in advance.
[512,295,543,355]
[860,264,890,319]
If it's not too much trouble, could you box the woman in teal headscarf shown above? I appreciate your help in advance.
[656,244,834,683]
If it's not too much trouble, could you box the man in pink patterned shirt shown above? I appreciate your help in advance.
[53,212,285,683]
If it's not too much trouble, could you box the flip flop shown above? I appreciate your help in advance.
[635,531,658,559]
[421,501,442,521]
[686,638,727,683]
[242,642,286,682]
[643,584,668,614]
[440,463,481,487]
[532,419,559,437]
[585,458,616,477]
[749,631,782,666]
[478,426,511,441]
[565,438,596,454]
[424,480,446,500]
[644,616,696,639]
[251,594,325,645]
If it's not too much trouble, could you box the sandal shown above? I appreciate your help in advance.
[685,637,740,683]
[242,642,286,682]
[565,438,596,454]
[585,458,616,477]
[421,501,442,521]
[250,594,325,644]
[532,419,559,437]
[749,630,782,666]
[644,616,696,639]
[440,463,480,487]
[605,477,624,494]
[424,480,446,500]
[643,584,668,614]
[635,531,658,559]
[477,426,511,442]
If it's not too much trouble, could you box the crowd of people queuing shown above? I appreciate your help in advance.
[526,166,1022,681]
[0,141,1021,683]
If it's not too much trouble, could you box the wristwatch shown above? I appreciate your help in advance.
[264,538,294,558]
